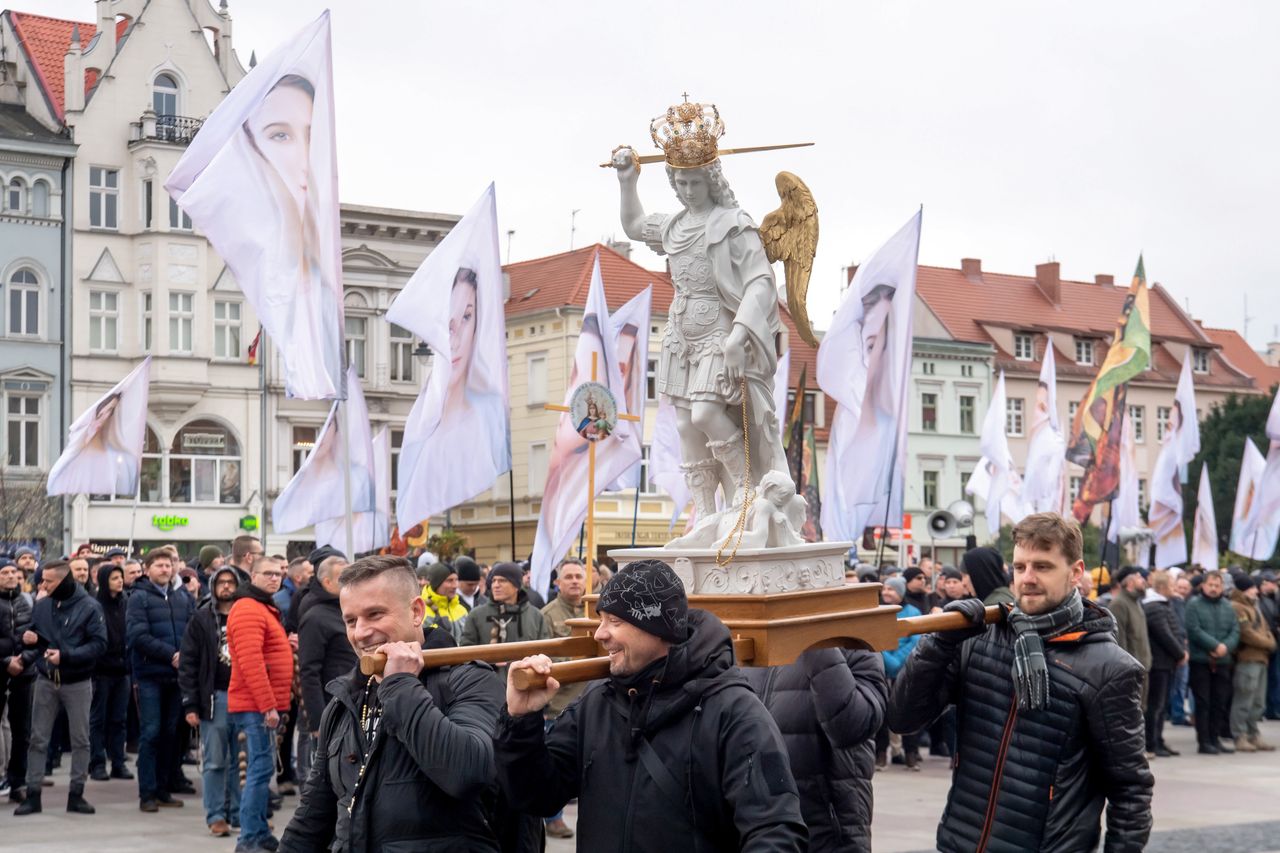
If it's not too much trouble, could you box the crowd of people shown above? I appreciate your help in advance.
[0,514,1272,850]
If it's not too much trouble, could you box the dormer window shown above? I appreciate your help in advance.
[1014,333,1034,361]
[1075,337,1095,366]
[1192,348,1210,374]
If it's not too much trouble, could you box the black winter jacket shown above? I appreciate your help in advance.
[29,571,107,683]
[179,599,227,720]
[279,656,505,852]
[127,578,195,682]
[94,564,129,677]
[889,599,1153,853]
[495,608,807,852]
[297,585,357,732]
[742,648,888,853]
[1143,594,1187,672]
[0,585,36,677]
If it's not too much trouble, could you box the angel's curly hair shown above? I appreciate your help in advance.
[666,160,739,210]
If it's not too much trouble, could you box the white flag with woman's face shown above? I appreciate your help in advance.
[1023,345,1066,513]
[314,426,390,555]
[605,285,652,491]
[387,184,510,531]
[48,358,151,497]
[272,365,375,535]
[1230,437,1268,557]
[1191,463,1218,570]
[166,12,344,401]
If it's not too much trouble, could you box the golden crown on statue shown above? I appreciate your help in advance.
[649,97,725,170]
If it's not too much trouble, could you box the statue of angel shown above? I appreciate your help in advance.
[609,97,818,547]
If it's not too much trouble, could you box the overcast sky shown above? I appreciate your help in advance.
[41,0,1280,345]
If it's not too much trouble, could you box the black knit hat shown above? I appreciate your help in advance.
[454,555,481,582]
[597,559,688,643]
[488,561,523,593]
[426,562,455,592]
[308,545,346,566]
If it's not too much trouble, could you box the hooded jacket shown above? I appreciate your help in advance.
[297,583,357,732]
[226,583,293,714]
[458,591,551,648]
[279,629,505,853]
[963,547,1015,607]
[742,648,888,853]
[494,609,807,852]
[889,599,1153,853]
[1142,591,1187,672]
[126,576,195,682]
[0,582,36,677]
[1230,590,1277,664]
[94,563,128,677]
[30,569,107,683]
[179,567,240,721]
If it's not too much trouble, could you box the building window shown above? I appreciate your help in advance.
[169,420,240,504]
[168,196,192,231]
[1074,337,1094,366]
[527,352,548,404]
[213,300,241,359]
[142,179,154,229]
[291,425,317,475]
[646,358,658,401]
[1069,476,1082,502]
[1068,401,1080,424]
[89,167,119,229]
[6,178,24,214]
[1138,478,1147,509]
[921,361,936,375]
[1014,333,1034,361]
[961,364,974,378]
[345,315,367,378]
[528,441,549,494]
[1156,405,1172,442]
[89,289,119,352]
[31,181,49,218]
[922,469,939,508]
[91,427,162,503]
[169,291,194,353]
[1129,405,1145,443]
[959,395,976,434]
[389,323,415,383]
[390,429,403,494]
[154,73,179,141]
[1006,397,1025,437]
[140,292,153,352]
[4,393,39,468]
[921,392,938,432]
[785,390,818,425]
[1193,348,1210,374]
[639,444,658,494]
[7,268,39,337]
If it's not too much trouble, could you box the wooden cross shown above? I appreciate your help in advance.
[545,350,641,604]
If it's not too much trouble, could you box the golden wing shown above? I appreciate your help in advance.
[759,171,819,347]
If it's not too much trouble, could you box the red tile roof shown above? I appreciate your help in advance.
[8,11,129,122]
[1200,325,1280,394]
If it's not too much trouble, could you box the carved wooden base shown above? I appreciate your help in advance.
[609,541,852,596]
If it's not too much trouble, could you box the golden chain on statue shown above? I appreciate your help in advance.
[716,377,754,568]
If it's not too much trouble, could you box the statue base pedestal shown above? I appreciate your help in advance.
[608,541,853,595]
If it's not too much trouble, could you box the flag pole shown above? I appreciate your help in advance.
[630,478,640,547]
[258,327,267,545]
[876,434,899,568]
[1101,499,1115,570]
[125,482,141,558]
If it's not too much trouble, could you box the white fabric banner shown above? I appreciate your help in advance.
[604,286,653,491]
[314,426,390,556]
[1023,344,1066,513]
[1109,409,1141,543]
[1190,462,1218,570]
[819,210,921,541]
[1248,389,1280,560]
[651,395,693,531]
[1149,356,1200,565]
[530,254,636,596]
[48,358,151,497]
[272,365,375,534]
[1230,437,1269,558]
[388,184,510,529]
[166,12,344,400]
[966,371,1028,537]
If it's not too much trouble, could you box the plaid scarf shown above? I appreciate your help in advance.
[1007,590,1084,711]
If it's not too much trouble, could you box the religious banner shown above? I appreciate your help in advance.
[166,12,344,400]
[1108,409,1141,543]
[1067,256,1151,522]
[773,349,791,444]
[48,358,151,497]
[604,286,653,491]
[531,254,635,596]
[650,396,694,531]
[1149,355,1200,566]
[968,371,1028,538]
[314,426,390,556]
[388,184,510,530]
[1247,389,1280,560]
[272,365,374,535]
[1022,343,1066,513]
[784,362,809,487]
[1190,463,1218,570]
[819,210,921,541]
[798,423,823,542]
[1230,437,1268,558]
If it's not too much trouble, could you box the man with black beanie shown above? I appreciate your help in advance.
[902,566,937,614]
[453,555,487,611]
[497,559,807,851]
[459,562,550,651]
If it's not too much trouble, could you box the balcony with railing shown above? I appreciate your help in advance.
[129,109,203,147]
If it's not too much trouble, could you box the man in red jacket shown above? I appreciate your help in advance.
[227,555,292,853]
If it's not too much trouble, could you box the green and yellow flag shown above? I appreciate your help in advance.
[1066,256,1151,522]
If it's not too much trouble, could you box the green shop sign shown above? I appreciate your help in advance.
[151,514,189,532]
[239,515,259,531]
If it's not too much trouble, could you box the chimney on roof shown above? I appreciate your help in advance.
[606,238,632,260]
[961,258,982,281]
[502,271,511,301]
[1035,261,1061,306]
[1095,273,1114,286]
[846,264,858,285]
[95,0,116,61]
[63,25,86,115]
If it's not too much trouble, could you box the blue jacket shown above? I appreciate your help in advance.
[126,578,195,682]
[273,577,297,622]
[30,570,107,683]
[881,602,922,679]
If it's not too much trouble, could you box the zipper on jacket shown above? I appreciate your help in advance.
[975,693,1019,853]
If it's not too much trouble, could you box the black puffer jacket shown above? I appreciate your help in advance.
[495,608,807,852]
[742,648,887,852]
[297,584,357,732]
[126,577,195,682]
[179,572,237,721]
[94,564,129,676]
[29,570,107,683]
[279,645,504,852]
[0,585,36,676]
[889,599,1153,853]
[1143,593,1187,672]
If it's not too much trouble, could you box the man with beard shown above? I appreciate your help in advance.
[179,566,242,837]
[497,559,806,851]
[89,563,132,782]
[459,562,551,653]
[279,556,504,852]
[1185,571,1240,754]
[889,513,1152,852]
[0,560,36,802]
